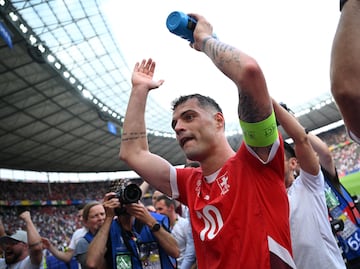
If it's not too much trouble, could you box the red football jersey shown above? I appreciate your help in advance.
[176,138,295,269]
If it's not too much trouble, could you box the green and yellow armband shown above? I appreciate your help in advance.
[239,111,278,147]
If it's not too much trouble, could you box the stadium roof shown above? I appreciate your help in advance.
[0,1,343,173]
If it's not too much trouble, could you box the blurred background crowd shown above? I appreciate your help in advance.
[1,125,359,251]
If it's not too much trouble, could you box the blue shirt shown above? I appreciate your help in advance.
[106,212,176,269]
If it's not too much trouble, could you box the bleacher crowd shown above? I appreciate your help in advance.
[0,125,360,268]
[319,126,360,176]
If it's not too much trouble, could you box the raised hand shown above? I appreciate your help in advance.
[132,58,164,91]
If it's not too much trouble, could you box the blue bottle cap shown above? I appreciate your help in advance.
[166,11,196,42]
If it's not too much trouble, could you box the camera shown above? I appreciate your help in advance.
[114,179,142,204]
[166,11,197,42]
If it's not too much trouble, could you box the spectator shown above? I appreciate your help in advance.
[330,0,360,144]
[0,210,43,269]
[42,205,87,266]
[141,180,188,218]
[155,195,196,269]
[119,12,295,269]
[307,132,360,268]
[273,99,346,269]
[74,202,105,269]
[44,250,79,269]
[151,190,164,208]
[86,179,179,269]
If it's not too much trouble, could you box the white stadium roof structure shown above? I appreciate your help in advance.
[0,1,343,175]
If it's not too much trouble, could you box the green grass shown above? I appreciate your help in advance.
[340,172,360,196]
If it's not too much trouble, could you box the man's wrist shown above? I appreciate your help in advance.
[29,241,42,248]
[150,222,161,232]
[202,36,214,51]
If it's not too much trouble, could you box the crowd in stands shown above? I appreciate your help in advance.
[1,206,79,250]
[318,126,360,176]
[0,181,112,202]
[333,142,360,176]
[0,125,359,252]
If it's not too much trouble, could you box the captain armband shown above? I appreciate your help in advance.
[239,111,278,147]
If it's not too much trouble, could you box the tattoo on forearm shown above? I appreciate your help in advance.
[205,39,239,68]
[202,36,213,51]
[121,131,147,141]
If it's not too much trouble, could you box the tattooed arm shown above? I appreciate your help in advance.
[119,59,173,195]
[190,13,274,160]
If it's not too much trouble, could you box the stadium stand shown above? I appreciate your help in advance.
[318,126,360,177]
[1,125,359,251]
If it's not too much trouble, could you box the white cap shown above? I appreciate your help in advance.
[0,230,28,245]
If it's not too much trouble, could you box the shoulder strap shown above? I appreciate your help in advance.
[84,231,94,243]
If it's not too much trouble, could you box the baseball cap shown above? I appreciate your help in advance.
[0,230,28,245]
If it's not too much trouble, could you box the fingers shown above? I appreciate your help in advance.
[104,192,116,202]
[41,237,50,247]
[188,13,201,21]
[19,210,30,220]
[125,203,150,218]
[134,58,155,74]
[103,192,120,212]
[139,59,147,71]
[132,58,164,89]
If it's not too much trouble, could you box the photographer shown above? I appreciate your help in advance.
[86,179,179,269]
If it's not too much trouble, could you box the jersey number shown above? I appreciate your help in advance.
[197,205,224,241]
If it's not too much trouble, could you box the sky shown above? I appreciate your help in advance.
[102,0,341,124]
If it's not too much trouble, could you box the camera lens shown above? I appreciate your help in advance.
[123,184,142,204]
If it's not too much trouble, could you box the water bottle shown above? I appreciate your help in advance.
[166,11,197,42]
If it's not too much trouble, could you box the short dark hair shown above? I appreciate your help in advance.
[171,94,223,114]
[156,195,176,208]
[284,142,296,160]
